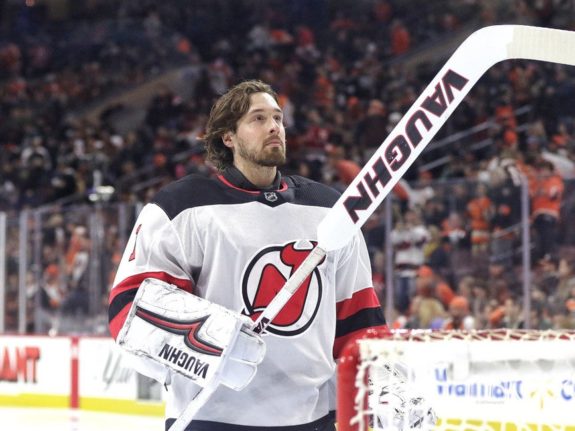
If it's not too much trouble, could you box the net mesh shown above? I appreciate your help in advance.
[337,329,575,431]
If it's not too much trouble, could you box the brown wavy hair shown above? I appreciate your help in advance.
[202,80,279,171]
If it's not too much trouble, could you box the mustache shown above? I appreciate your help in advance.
[264,136,286,145]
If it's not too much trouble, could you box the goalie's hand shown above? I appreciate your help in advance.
[117,278,266,391]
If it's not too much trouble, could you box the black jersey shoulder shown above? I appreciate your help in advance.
[152,173,341,220]
[284,175,341,207]
[151,174,245,220]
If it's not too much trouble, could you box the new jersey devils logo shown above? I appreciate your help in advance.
[242,240,324,336]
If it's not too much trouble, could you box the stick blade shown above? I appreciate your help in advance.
[507,26,575,66]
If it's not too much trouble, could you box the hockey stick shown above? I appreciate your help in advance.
[170,25,575,431]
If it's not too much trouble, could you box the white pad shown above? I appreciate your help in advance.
[372,363,437,430]
[116,278,265,391]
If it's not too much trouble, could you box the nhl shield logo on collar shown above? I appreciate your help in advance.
[264,192,278,202]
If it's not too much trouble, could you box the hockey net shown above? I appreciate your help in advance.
[337,328,575,431]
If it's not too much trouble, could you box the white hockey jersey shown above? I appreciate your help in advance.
[109,167,386,429]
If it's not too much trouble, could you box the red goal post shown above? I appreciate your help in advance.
[337,328,575,431]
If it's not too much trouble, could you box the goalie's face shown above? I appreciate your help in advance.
[223,92,286,170]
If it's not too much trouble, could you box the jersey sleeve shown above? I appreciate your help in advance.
[333,232,386,359]
[108,203,198,341]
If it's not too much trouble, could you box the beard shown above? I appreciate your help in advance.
[235,137,287,167]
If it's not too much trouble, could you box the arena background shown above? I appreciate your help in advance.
[1,0,575,422]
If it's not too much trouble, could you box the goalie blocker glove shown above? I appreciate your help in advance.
[117,278,266,391]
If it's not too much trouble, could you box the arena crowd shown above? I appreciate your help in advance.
[2,0,575,334]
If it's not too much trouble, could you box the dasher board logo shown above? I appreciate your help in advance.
[242,240,324,336]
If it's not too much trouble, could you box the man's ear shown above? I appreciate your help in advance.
[222,132,234,149]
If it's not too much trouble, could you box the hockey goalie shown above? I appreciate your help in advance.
[108,80,388,431]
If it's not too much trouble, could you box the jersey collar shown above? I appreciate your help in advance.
[219,166,285,193]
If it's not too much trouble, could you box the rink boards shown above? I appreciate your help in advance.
[0,335,164,415]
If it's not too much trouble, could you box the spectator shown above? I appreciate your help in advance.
[408,269,446,329]
[40,264,65,311]
[470,280,489,327]
[501,296,523,329]
[530,160,564,260]
[441,211,468,249]
[61,226,90,315]
[390,19,411,56]
[354,99,387,158]
[557,258,575,301]
[466,183,493,255]
[421,197,448,228]
[324,144,361,191]
[427,235,452,281]
[525,303,553,330]
[442,295,475,330]
[417,265,455,309]
[488,161,522,267]
[535,253,560,296]
[390,209,430,313]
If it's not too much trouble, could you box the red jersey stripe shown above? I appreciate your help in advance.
[109,303,132,340]
[217,175,289,194]
[336,287,380,320]
[109,271,194,304]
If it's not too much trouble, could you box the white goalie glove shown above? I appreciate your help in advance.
[116,278,266,391]
[371,363,437,431]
